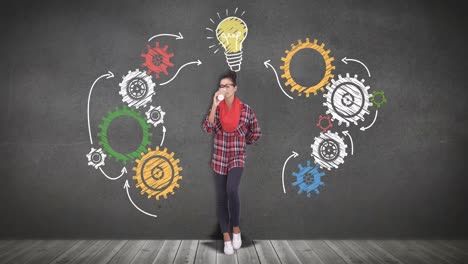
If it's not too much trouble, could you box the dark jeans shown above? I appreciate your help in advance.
[214,167,243,233]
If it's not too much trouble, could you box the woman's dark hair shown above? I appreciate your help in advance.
[219,70,237,86]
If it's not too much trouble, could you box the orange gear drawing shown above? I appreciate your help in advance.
[280,38,335,97]
[132,146,183,200]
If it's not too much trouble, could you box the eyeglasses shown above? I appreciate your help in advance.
[219,84,235,89]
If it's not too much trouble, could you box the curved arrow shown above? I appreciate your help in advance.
[282,151,299,193]
[264,60,293,100]
[148,32,184,42]
[160,126,166,146]
[360,110,378,131]
[342,57,371,77]
[159,60,202,86]
[124,180,158,218]
[99,167,127,180]
[342,131,354,155]
[87,71,114,145]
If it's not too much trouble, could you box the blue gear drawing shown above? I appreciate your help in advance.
[291,160,326,197]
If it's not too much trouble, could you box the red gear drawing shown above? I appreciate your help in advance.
[141,42,174,78]
[316,115,333,132]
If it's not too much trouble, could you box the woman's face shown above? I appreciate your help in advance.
[219,78,237,99]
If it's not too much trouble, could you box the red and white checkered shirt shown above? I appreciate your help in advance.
[202,102,262,175]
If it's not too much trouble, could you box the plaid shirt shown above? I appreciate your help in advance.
[202,102,262,175]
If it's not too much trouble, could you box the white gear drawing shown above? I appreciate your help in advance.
[311,131,348,170]
[145,105,166,127]
[86,147,107,169]
[119,69,156,109]
[323,73,373,127]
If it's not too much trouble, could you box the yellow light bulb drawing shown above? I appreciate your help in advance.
[216,16,248,72]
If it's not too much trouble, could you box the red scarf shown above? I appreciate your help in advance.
[219,96,241,132]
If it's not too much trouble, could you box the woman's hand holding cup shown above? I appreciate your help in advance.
[213,88,226,107]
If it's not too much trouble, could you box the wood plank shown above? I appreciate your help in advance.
[130,240,165,264]
[408,240,455,264]
[108,240,146,264]
[0,240,42,263]
[49,240,97,264]
[404,240,450,264]
[22,240,78,264]
[87,240,127,264]
[216,240,238,264]
[174,240,198,264]
[194,240,216,264]
[0,240,20,256]
[252,240,281,264]
[417,240,468,264]
[342,240,387,264]
[270,240,302,264]
[5,240,49,264]
[2,239,466,264]
[432,240,468,260]
[69,240,111,264]
[237,239,261,264]
[324,240,368,264]
[351,240,403,264]
[286,240,323,264]
[153,240,181,263]
[0,240,15,252]
[440,240,468,256]
[373,240,430,264]
[0,240,37,259]
[306,240,347,264]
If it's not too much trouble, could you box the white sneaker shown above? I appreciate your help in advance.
[232,232,242,249]
[224,241,234,255]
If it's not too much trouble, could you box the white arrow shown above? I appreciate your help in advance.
[99,167,127,181]
[342,57,371,77]
[160,126,166,146]
[87,71,114,145]
[264,60,293,100]
[148,32,184,42]
[124,180,158,218]
[360,110,378,131]
[342,131,354,155]
[282,151,299,193]
[159,60,202,86]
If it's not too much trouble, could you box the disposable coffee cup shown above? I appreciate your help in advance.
[217,94,224,101]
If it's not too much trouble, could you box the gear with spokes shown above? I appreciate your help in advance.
[311,131,348,170]
[323,73,373,127]
[132,146,183,200]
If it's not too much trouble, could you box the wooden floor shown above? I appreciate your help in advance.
[0,240,467,264]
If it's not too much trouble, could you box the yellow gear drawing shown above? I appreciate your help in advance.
[280,38,335,97]
[132,146,183,200]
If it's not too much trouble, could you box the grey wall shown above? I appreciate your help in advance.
[1,0,467,239]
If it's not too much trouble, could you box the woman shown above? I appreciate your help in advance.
[202,70,262,255]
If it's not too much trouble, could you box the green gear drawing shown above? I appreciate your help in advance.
[370,90,387,108]
[97,105,152,165]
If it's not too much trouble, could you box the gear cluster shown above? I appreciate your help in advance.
[283,37,387,197]
[86,39,183,208]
